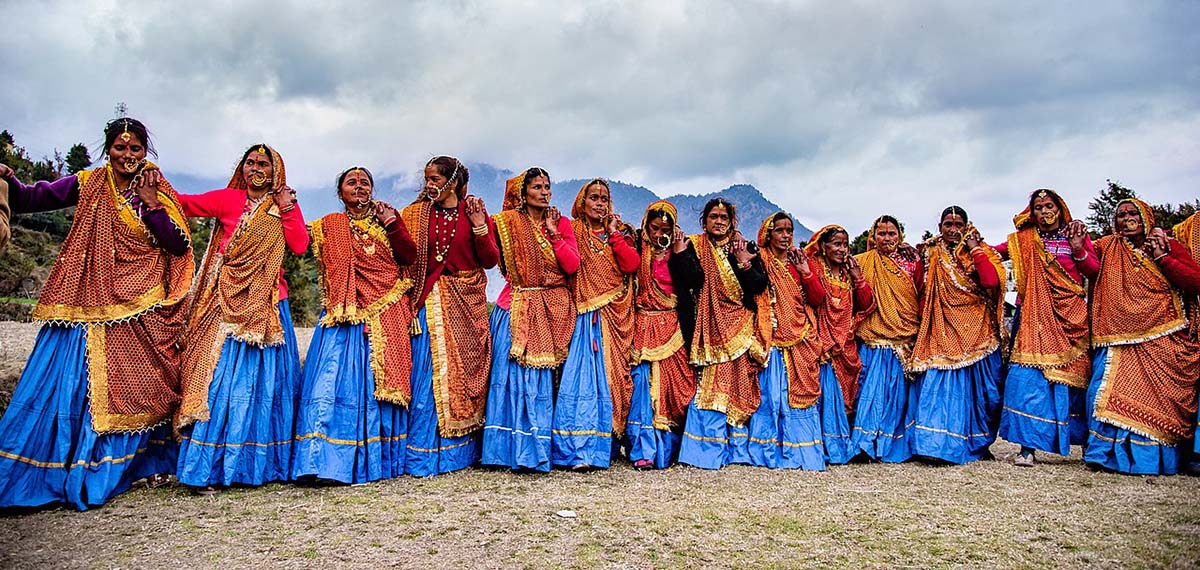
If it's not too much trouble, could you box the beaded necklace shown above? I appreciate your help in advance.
[347,207,378,255]
[432,204,459,263]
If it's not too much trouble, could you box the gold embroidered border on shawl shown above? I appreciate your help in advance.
[910,240,1006,372]
[493,209,574,368]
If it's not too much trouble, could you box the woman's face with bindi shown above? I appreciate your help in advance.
[768,217,794,253]
[339,169,373,209]
[582,183,611,224]
[821,231,850,265]
[704,204,732,239]
[243,149,274,190]
[873,221,900,253]
[107,133,147,177]
[524,175,552,209]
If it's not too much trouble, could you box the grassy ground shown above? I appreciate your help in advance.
[0,323,1198,569]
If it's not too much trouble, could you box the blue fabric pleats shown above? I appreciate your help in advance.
[818,362,854,465]
[625,362,682,469]
[480,307,555,472]
[290,315,407,484]
[1084,348,1182,475]
[551,310,614,469]
[678,398,748,470]
[0,325,176,510]
[405,305,479,477]
[741,348,826,470]
[998,364,1086,456]
[907,350,1002,465]
[850,344,913,463]
[177,300,301,487]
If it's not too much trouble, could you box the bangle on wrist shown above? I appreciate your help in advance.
[472,224,489,236]
[1152,252,1168,262]
[737,260,752,270]
[1071,251,1088,262]
[280,203,296,214]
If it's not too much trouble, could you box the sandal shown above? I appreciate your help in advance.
[632,459,654,470]
[146,474,172,489]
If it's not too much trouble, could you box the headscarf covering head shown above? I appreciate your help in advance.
[502,166,549,211]
[572,178,610,220]
[1013,188,1072,230]
[1114,197,1155,238]
[867,214,904,251]
[757,212,793,249]
[641,199,677,235]
[805,224,848,258]
[229,143,286,191]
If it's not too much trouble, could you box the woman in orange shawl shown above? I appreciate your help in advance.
[175,144,309,492]
[994,189,1098,466]
[0,118,192,510]
[807,225,875,464]
[480,167,580,472]
[291,166,418,484]
[675,197,769,470]
[850,215,921,463]
[551,179,639,470]
[401,156,499,477]
[625,201,699,469]
[742,212,827,470]
[1084,199,1200,475]
[908,206,1006,464]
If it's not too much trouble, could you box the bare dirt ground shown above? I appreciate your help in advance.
[0,322,1198,569]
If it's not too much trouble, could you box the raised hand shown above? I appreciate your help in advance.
[1067,220,1088,252]
[846,254,864,281]
[544,206,563,239]
[135,169,162,208]
[273,185,297,210]
[464,195,488,228]
[1144,227,1170,259]
[788,246,812,277]
[606,212,622,235]
[732,230,755,264]
[672,225,688,254]
[896,243,918,263]
[374,200,398,226]
[964,227,982,250]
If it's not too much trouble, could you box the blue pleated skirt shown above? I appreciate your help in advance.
[625,361,682,469]
[678,398,748,470]
[742,348,826,470]
[0,324,176,510]
[907,350,1002,465]
[480,307,555,472]
[998,364,1086,456]
[290,315,407,484]
[850,344,913,463]
[405,305,479,477]
[551,310,614,469]
[177,300,301,487]
[1084,348,1182,475]
[818,362,854,465]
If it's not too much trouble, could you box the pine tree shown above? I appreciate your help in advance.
[65,143,91,174]
[1086,179,1137,236]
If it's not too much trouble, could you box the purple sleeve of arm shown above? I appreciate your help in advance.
[142,208,190,256]
[7,174,80,214]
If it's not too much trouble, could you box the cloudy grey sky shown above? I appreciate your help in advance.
[3,0,1197,239]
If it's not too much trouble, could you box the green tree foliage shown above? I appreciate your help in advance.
[1086,179,1137,236]
[283,250,320,327]
[65,143,91,174]
[850,228,870,255]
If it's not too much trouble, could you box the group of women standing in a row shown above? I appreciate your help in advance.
[0,117,1197,512]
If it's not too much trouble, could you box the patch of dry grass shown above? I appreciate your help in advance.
[0,324,1198,569]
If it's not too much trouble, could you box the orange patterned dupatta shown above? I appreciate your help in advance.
[1091,199,1199,443]
[689,233,761,425]
[910,237,1006,372]
[311,212,414,405]
[401,199,491,437]
[631,201,695,430]
[854,219,920,369]
[493,173,575,368]
[569,180,636,435]
[755,215,820,409]
[805,225,874,411]
[36,163,193,432]
[1006,196,1090,387]
[178,146,290,426]
[1172,212,1200,339]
